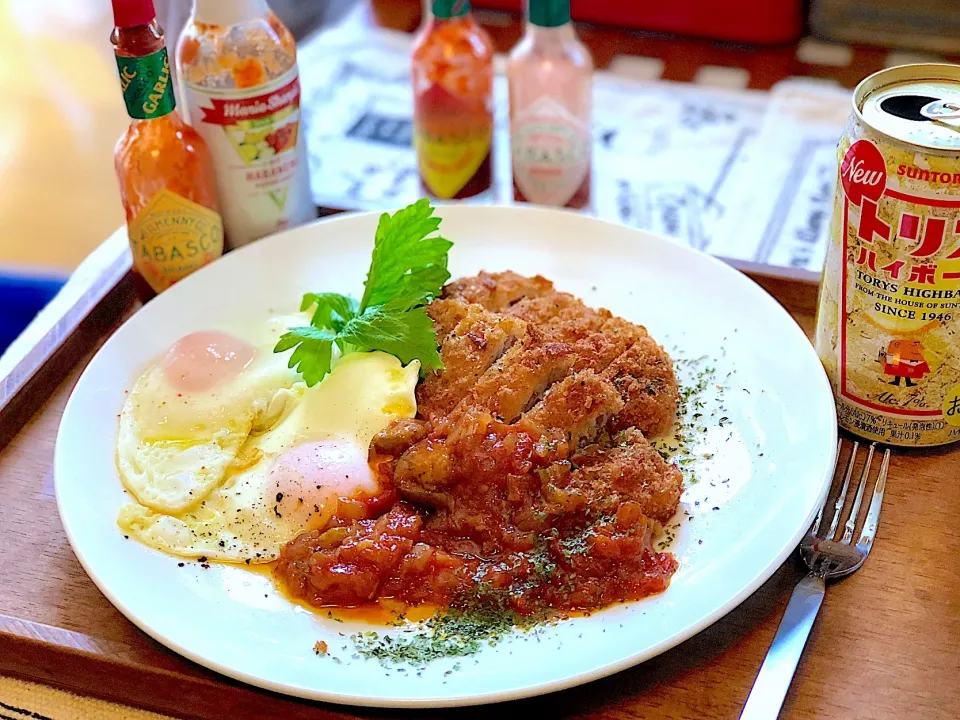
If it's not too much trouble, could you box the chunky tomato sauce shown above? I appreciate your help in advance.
[275,419,678,616]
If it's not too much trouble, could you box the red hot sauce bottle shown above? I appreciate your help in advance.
[111,0,225,300]
[411,0,495,201]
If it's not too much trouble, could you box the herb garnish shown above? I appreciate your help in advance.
[274,199,452,386]
[652,351,735,486]
[347,589,546,667]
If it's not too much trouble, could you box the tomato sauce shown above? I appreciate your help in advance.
[275,421,678,616]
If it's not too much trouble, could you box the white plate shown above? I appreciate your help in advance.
[55,205,837,708]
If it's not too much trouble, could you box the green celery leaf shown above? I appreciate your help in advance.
[276,200,451,385]
[300,292,358,331]
[338,299,442,374]
[274,326,336,387]
[360,199,452,312]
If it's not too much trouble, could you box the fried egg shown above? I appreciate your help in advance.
[116,317,303,514]
[118,349,419,563]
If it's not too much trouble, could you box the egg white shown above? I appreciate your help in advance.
[118,351,420,563]
[116,316,303,514]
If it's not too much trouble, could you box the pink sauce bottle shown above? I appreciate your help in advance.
[507,0,593,210]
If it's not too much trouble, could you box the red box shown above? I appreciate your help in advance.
[471,0,804,45]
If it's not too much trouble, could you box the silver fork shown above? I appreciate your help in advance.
[739,440,891,720]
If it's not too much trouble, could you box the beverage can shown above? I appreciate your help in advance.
[816,63,960,446]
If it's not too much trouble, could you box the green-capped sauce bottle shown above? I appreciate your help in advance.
[112,0,224,299]
[411,0,495,200]
[508,0,593,209]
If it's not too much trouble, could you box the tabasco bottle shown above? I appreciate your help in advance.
[111,0,224,300]
[176,0,315,249]
[508,0,593,209]
[412,0,495,201]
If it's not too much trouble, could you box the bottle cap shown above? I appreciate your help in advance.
[112,0,156,28]
[432,0,471,19]
[529,0,570,27]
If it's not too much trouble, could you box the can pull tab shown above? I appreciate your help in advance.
[921,99,960,121]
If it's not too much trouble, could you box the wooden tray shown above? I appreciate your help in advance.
[1,220,958,720]
[3,5,960,715]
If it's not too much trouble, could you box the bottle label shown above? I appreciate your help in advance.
[414,84,492,199]
[181,65,315,247]
[129,189,224,293]
[816,133,960,446]
[511,96,590,207]
[116,48,176,120]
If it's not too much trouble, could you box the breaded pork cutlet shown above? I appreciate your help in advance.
[377,270,683,536]
[520,371,624,450]
[567,429,684,525]
[391,335,580,500]
[569,316,647,373]
[425,297,473,338]
[418,299,526,422]
[393,367,623,509]
[603,336,679,437]
[504,290,648,375]
[507,290,611,332]
[447,333,576,425]
[442,271,553,310]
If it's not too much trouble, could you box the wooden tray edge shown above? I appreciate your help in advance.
[0,614,381,720]
[0,230,133,445]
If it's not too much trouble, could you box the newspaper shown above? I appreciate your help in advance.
[297,24,851,276]
[716,78,853,279]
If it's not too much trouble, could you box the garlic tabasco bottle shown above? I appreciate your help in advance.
[176,0,315,249]
[412,0,495,201]
[508,0,593,209]
[815,64,960,447]
[111,0,224,300]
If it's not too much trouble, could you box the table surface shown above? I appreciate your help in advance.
[3,2,960,719]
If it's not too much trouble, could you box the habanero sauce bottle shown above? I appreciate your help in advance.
[508,0,593,209]
[111,0,224,301]
[176,0,315,249]
[412,0,495,201]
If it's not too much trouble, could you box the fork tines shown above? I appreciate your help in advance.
[812,439,891,551]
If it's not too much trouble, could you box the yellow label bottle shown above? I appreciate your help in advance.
[129,189,224,292]
[111,0,225,299]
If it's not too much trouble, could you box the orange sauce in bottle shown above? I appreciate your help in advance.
[175,0,315,250]
[412,1,495,201]
[111,0,224,301]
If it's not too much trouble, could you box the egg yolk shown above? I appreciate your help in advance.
[162,331,256,393]
[268,441,377,527]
